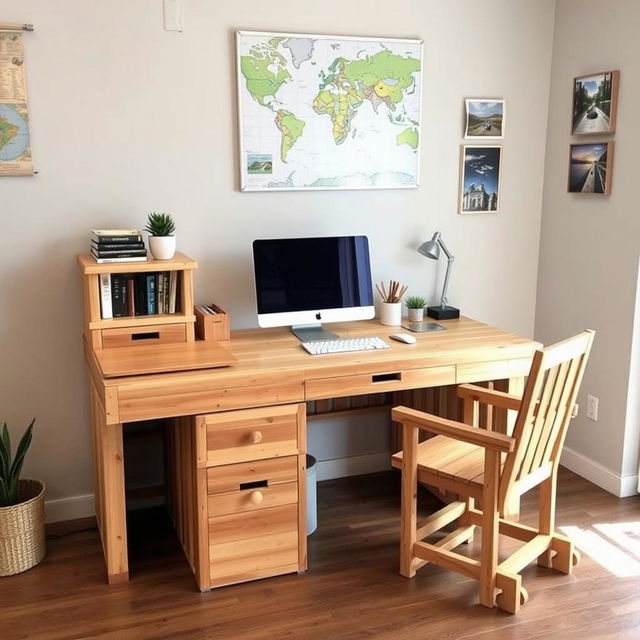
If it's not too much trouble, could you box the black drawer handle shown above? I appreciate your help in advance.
[239,479,268,491]
[132,332,160,341]
[372,372,402,383]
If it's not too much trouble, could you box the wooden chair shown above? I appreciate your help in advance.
[391,330,594,613]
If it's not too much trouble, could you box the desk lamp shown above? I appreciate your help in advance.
[418,231,460,320]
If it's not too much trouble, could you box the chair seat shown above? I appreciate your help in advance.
[392,435,503,488]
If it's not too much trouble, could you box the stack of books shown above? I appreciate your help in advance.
[99,271,178,319]
[91,229,148,263]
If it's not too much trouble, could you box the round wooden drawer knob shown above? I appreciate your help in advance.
[249,430,263,444]
[250,491,263,505]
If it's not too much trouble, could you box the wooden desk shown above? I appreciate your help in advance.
[84,317,540,587]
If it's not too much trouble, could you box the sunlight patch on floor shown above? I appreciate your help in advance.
[560,522,640,577]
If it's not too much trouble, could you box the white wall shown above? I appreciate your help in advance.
[2,0,555,519]
[536,0,640,496]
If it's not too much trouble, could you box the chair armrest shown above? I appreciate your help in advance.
[457,384,523,412]
[392,406,515,453]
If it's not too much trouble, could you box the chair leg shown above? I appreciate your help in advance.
[400,424,418,578]
[537,475,557,569]
[496,572,528,614]
[479,450,500,608]
[551,535,580,574]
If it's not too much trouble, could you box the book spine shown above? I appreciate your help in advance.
[99,273,113,320]
[157,273,164,314]
[169,271,178,314]
[111,274,126,317]
[134,274,146,316]
[91,249,147,257]
[92,235,142,244]
[146,274,156,315]
[163,273,168,313]
[91,241,146,251]
[127,278,136,316]
[92,256,148,264]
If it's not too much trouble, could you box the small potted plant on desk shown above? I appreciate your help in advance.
[405,296,427,322]
[146,212,176,260]
[0,419,46,576]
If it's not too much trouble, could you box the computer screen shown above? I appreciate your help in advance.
[252,236,374,330]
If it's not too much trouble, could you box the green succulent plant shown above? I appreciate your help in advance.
[145,212,175,237]
[0,419,35,507]
[405,296,427,309]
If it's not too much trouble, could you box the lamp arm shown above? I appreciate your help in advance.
[437,237,454,261]
[440,256,454,308]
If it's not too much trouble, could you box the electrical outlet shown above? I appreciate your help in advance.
[586,394,599,421]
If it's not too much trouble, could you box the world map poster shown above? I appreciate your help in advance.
[236,31,423,191]
[0,31,33,176]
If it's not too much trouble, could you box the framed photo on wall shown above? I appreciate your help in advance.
[459,145,502,214]
[571,70,620,135]
[464,99,505,139]
[568,142,614,195]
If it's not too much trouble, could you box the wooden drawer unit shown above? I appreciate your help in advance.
[101,323,187,348]
[209,504,299,588]
[305,365,456,400]
[197,404,305,467]
[185,404,307,590]
[207,456,298,516]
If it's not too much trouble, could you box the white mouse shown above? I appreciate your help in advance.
[389,333,416,344]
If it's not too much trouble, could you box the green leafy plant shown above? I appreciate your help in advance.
[405,296,427,309]
[145,212,175,237]
[0,419,34,507]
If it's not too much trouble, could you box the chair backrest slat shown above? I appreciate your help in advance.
[498,330,594,511]
[539,355,582,467]
[519,359,572,479]
[524,364,561,472]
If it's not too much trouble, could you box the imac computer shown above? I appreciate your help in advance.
[252,236,375,342]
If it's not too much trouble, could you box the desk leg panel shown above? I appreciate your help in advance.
[89,382,129,584]
[295,404,308,571]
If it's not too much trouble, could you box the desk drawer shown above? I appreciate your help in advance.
[197,404,305,467]
[101,323,186,348]
[456,358,532,384]
[207,456,298,517]
[209,504,299,587]
[207,456,298,495]
[305,365,456,400]
[208,480,298,517]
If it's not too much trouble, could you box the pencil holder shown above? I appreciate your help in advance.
[380,302,402,326]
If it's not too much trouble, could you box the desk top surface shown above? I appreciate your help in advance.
[95,316,540,389]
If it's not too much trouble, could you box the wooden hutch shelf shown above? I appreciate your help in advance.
[78,251,197,350]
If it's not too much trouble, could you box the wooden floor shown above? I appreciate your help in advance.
[3,468,640,639]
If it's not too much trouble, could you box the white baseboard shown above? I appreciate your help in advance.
[316,452,391,481]
[561,446,638,498]
[45,493,95,524]
[43,454,393,523]
[45,449,636,523]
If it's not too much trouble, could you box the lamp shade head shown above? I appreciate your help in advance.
[417,237,440,260]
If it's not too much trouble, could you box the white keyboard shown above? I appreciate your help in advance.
[301,336,390,355]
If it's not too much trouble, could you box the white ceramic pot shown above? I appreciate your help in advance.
[149,235,176,260]
[407,307,424,322]
[380,302,402,326]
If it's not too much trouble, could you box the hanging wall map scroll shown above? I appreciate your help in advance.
[0,30,33,176]
[236,31,423,191]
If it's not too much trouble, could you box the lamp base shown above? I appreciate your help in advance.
[427,305,460,320]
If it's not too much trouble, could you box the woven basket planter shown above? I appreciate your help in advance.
[0,479,46,576]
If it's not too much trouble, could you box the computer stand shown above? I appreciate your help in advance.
[291,324,339,342]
